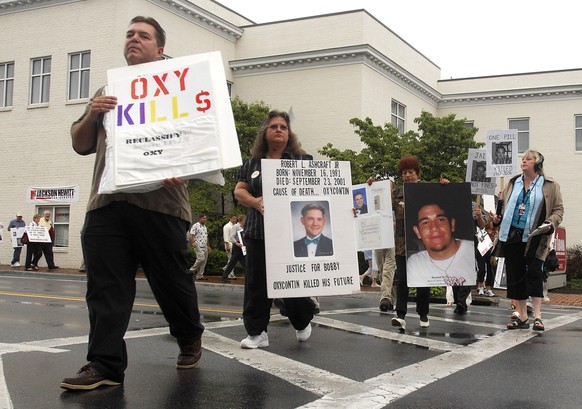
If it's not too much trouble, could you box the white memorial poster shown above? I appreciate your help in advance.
[465,148,496,195]
[485,129,518,177]
[25,225,52,243]
[10,227,27,248]
[100,51,240,193]
[262,159,359,298]
[352,180,394,250]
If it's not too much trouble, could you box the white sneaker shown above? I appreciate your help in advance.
[227,272,236,279]
[240,332,269,349]
[419,316,430,328]
[296,323,312,342]
[391,317,406,331]
[11,262,20,267]
[484,290,495,297]
[477,287,484,295]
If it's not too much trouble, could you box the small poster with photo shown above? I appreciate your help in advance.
[352,180,394,251]
[485,130,518,177]
[466,148,496,195]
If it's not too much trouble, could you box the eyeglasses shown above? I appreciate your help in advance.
[268,124,288,131]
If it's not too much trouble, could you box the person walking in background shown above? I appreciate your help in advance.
[222,214,238,278]
[235,110,316,349]
[189,213,211,280]
[359,250,380,287]
[490,150,563,331]
[8,213,26,267]
[62,16,204,391]
[377,247,397,311]
[37,210,58,269]
[222,214,246,282]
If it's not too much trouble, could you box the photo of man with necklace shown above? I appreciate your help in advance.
[404,183,476,288]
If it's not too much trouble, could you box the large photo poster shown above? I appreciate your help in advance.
[466,148,496,195]
[485,129,518,177]
[404,183,476,287]
[262,159,359,298]
[100,51,241,193]
[352,180,394,250]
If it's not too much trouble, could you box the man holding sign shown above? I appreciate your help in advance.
[64,16,204,391]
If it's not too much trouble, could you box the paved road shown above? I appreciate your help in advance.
[1,271,581,408]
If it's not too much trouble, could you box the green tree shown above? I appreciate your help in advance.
[319,111,481,184]
[188,97,271,231]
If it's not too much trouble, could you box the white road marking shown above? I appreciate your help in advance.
[1,305,581,409]
[201,331,360,396]
[0,357,13,409]
[298,311,582,408]
[311,316,462,352]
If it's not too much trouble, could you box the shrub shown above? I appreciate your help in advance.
[187,248,228,276]
[566,244,582,279]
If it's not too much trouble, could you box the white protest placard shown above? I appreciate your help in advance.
[486,130,518,177]
[25,225,52,243]
[466,148,496,195]
[100,51,241,193]
[10,227,27,248]
[494,257,507,289]
[475,228,494,256]
[352,180,394,250]
[262,159,359,298]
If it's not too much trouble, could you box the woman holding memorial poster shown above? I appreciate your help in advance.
[490,150,563,331]
[234,110,316,349]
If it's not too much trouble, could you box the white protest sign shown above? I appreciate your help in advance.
[494,257,507,289]
[352,180,394,250]
[466,148,496,195]
[262,159,359,298]
[25,225,52,243]
[486,130,518,177]
[11,227,27,248]
[100,51,240,193]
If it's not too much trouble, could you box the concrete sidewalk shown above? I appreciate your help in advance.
[2,265,581,307]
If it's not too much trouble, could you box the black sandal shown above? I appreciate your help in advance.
[533,318,545,331]
[507,318,530,330]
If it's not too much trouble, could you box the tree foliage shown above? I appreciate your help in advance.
[319,111,482,184]
[188,97,271,221]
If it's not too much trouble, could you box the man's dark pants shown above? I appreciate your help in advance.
[82,202,204,382]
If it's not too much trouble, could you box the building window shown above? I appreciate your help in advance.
[508,118,529,153]
[0,62,14,108]
[465,121,475,128]
[391,100,406,134]
[36,205,70,248]
[575,115,582,152]
[68,51,91,100]
[30,57,51,104]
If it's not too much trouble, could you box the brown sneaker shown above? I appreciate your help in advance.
[176,339,202,369]
[60,364,121,390]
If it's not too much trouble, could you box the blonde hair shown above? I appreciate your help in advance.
[522,149,545,175]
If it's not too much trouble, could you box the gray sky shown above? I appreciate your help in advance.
[216,0,581,79]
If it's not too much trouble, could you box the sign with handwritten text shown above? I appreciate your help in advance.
[486,129,518,177]
[466,148,496,195]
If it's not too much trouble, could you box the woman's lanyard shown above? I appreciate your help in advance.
[516,175,539,223]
